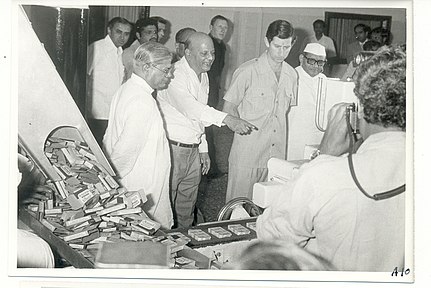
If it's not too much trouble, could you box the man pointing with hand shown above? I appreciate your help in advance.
[223,20,298,201]
[157,32,256,228]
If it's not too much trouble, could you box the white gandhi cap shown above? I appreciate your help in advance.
[303,43,326,57]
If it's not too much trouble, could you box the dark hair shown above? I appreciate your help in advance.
[232,241,334,271]
[354,45,406,129]
[266,20,295,43]
[354,23,371,33]
[175,27,196,43]
[135,18,158,35]
[210,15,228,25]
[150,16,168,25]
[363,40,382,51]
[107,17,131,29]
[313,19,326,28]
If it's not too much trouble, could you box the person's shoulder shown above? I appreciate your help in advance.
[283,62,298,77]
[296,154,347,184]
[237,57,260,71]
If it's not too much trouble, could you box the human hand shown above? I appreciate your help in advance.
[223,114,258,135]
[200,152,211,175]
[20,185,54,205]
[319,103,352,156]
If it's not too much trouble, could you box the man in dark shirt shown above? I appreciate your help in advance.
[206,15,229,178]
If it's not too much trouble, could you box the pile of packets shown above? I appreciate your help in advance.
[24,136,195,268]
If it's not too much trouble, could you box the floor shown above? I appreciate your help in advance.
[196,125,234,223]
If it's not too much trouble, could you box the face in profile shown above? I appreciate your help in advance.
[354,26,368,43]
[146,58,174,90]
[108,22,132,48]
[157,22,166,42]
[265,36,294,63]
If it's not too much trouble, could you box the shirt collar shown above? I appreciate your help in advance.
[105,34,122,53]
[257,51,289,75]
[357,131,406,153]
[129,73,154,95]
[179,56,204,83]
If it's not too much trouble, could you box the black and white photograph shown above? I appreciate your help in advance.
[2,0,428,287]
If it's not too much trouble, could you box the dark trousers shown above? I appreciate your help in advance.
[88,118,108,148]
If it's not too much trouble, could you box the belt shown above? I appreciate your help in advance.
[168,140,199,148]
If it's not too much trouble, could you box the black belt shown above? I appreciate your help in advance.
[168,140,199,148]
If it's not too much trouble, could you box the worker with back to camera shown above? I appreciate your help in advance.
[257,44,406,271]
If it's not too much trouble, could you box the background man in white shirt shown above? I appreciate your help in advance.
[103,42,174,229]
[87,17,132,146]
[288,43,327,160]
[157,32,257,228]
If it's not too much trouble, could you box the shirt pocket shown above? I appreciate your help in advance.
[244,88,273,116]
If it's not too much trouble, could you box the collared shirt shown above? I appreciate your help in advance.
[157,56,227,153]
[288,66,326,160]
[103,73,173,229]
[87,35,124,120]
[257,131,406,271]
[122,40,141,81]
[303,34,337,58]
[223,52,298,168]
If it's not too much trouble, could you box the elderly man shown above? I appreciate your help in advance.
[87,17,132,146]
[122,18,158,81]
[288,43,327,160]
[257,45,406,271]
[222,20,298,202]
[173,27,196,62]
[157,32,257,228]
[103,42,174,229]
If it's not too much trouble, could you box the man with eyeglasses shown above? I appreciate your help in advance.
[157,32,257,228]
[103,42,174,229]
[288,43,327,160]
[223,20,298,202]
[123,18,158,81]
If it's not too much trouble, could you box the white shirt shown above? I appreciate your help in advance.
[103,74,173,229]
[122,40,140,81]
[157,56,227,153]
[303,34,337,58]
[87,35,125,120]
[257,131,406,271]
[288,66,326,160]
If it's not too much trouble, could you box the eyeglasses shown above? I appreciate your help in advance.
[148,63,173,77]
[303,54,327,67]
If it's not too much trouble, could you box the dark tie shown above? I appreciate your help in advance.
[151,90,157,99]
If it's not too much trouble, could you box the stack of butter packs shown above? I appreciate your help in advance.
[25,136,191,268]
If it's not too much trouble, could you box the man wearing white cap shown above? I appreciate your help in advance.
[288,43,327,160]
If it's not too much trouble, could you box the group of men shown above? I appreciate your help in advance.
[87,15,258,229]
[86,13,407,272]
